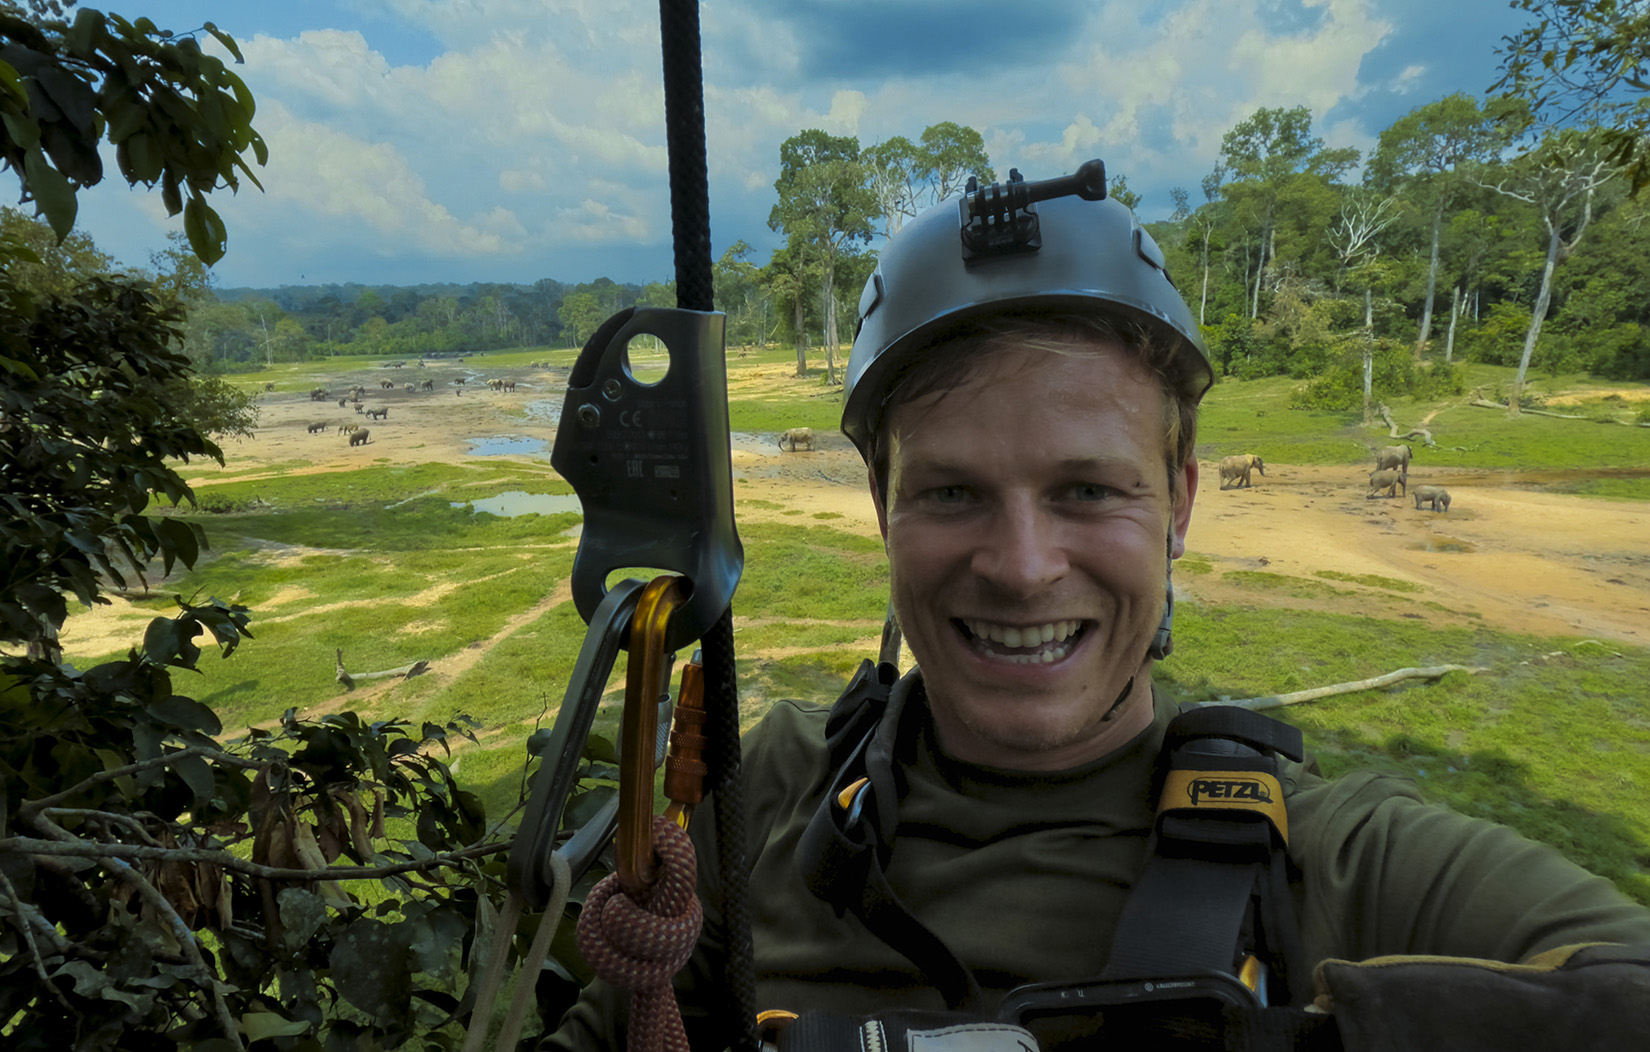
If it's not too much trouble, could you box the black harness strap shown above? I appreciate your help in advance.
[1102,705,1308,1004]
[797,662,987,1013]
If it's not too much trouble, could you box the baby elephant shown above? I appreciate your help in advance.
[349,427,371,447]
[1412,485,1451,512]
[306,421,327,434]
[1368,468,1407,499]
[778,427,815,452]
[1218,453,1265,489]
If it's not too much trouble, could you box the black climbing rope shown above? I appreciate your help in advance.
[657,5,759,1052]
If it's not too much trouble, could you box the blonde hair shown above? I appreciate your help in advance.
[865,311,1201,507]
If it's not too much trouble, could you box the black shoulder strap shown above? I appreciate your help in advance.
[1102,704,1309,1005]
[796,663,988,1013]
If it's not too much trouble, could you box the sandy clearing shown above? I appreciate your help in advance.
[53,363,1650,680]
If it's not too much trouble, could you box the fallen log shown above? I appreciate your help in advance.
[1375,404,1435,446]
[352,660,432,682]
[1207,664,1489,712]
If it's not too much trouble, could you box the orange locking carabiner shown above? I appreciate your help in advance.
[617,574,691,895]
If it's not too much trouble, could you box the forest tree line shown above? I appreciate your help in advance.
[16,94,1650,417]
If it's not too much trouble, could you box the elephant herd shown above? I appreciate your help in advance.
[1217,443,1452,512]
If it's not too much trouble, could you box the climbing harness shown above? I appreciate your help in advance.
[498,3,760,1051]
[791,662,1313,1051]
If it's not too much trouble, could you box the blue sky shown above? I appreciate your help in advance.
[36,0,1529,289]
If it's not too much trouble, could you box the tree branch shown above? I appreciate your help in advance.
[1207,664,1489,711]
[0,864,75,1012]
[28,811,244,1050]
[1,834,510,881]
[20,745,263,819]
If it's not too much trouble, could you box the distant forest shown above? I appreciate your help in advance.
[12,98,1650,413]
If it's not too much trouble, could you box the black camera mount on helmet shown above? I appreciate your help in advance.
[959,158,1108,261]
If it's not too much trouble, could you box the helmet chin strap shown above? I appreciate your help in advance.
[1147,532,1175,660]
[1105,535,1176,720]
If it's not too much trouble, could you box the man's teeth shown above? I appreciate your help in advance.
[962,619,1081,663]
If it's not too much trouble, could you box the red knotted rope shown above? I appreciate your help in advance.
[577,815,703,1052]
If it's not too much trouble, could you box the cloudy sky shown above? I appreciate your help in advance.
[50,0,1529,290]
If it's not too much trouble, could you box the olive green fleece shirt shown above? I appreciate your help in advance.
[548,676,1650,1051]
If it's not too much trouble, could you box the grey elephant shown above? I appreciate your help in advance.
[349,428,371,447]
[1412,485,1451,512]
[306,421,327,434]
[778,427,816,452]
[367,407,388,420]
[1368,468,1407,498]
[1218,453,1265,489]
[1375,444,1413,474]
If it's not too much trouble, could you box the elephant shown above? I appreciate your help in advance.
[1375,444,1413,474]
[306,421,328,434]
[1412,485,1451,512]
[1368,468,1407,498]
[310,388,328,401]
[380,380,395,389]
[778,427,815,452]
[502,379,517,392]
[486,378,503,390]
[264,382,275,391]
[405,383,416,393]
[349,428,371,447]
[421,379,435,391]
[338,423,358,434]
[1218,453,1265,489]
[338,397,348,407]
[367,408,388,420]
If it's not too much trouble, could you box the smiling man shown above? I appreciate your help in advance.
[549,164,1650,1052]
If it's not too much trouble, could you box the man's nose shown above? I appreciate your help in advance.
[970,501,1068,597]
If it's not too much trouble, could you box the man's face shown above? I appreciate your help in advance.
[874,339,1197,771]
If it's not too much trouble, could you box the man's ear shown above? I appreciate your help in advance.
[1171,457,1198,560]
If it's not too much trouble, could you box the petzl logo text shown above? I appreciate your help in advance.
[1188,778,1274,805]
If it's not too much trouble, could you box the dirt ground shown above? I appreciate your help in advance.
[125,363,1650,654]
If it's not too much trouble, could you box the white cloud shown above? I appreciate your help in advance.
[500,168,548,192]
[1393,64,1427,93]
[250,100,526,257]
[556,198,650,242]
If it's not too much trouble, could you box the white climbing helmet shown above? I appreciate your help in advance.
[841,159,1214,459]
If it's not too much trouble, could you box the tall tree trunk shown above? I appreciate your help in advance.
[1199,226,1212,325]
[821,255,838,386]
[1249,229,1267,320]
[1415,203,1444,360]
[1510,221,1562,418]
[793,297,808,378]
[1362,290,1374,426]
[1444,284,1462,363]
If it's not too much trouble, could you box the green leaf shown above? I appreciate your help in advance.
[330,918,413,1023]
[142,616,182,663]
[23,147,77,241]
[172,753,215,805]
[149,694,222,734]
[205,23,246,64]
[183,195,226,265]
[0,58,27,106]
[239,1012,311,1042]
[277,888,328,953]
[526,728,554,757]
